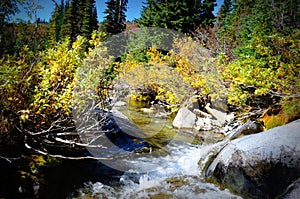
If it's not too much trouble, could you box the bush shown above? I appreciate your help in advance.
[31,37,86,122]
[220,31,300,110]
[114,37,225,112]
[0,45,37,135]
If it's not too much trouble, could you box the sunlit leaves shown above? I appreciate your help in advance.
[221,30,300,107]
[116,37,218,112]
[32,36,86,116]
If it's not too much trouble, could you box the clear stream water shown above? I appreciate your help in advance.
[67,101,241,199]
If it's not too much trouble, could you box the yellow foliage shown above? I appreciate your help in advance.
[115,37,223,111]
[146,46,166,65]
[261,98,300,129]
[117,56,189,112]
[220,32,300,108]
[262,112,286,130]
[32,37,86,116]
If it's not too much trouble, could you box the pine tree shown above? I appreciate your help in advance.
[115,0,127,33]
[137,0,202,33]
[61,0,76,42]
[200,0,217,27]
[0,0,19,28]
[217,0,232,20]
[82,0,98,39]
[0,0,20,54]
[48,0,69,45]
[60,0,98,42]
[103,0,128,35]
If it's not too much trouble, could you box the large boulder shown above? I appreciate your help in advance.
[204,119,300,198]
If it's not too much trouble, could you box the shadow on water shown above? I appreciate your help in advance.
[37,159,124,199]
[0,152,125,199]
[0,100,229,199]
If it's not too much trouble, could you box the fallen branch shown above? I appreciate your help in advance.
[0,155,21,163]
[24,142,113,160]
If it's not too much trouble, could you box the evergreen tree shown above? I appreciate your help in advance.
[61,0,80,42]
[48,0,69,45]
[217,0,232,20]
[60,0,98,42]
[0,0,20,54]
[215,0,300,57]
[270,0,300,32]
[103,0,128,35]
[0,0,18,26]
[200,0,217,27]
[137,0,203,33]
[82,0,98,39]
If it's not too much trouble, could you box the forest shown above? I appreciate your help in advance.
[0,0,299,198]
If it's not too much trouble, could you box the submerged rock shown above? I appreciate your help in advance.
[113,101,127,107]
[204,119,300,198]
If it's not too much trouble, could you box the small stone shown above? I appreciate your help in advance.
[195,117,205,130]
[205,103,227,126]
[114,101,127,107]
[195,117,215,131]
[140,107,155,114]
[173,107,197,129]
[211,99,228,112]
[225,113,235,123]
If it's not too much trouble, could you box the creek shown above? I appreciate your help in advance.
[66,101,241,198]
[0,101,242,199]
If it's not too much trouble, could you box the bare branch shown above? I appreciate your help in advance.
[0,155,21,163]
[24,143,113,160]
[269,91,300,98]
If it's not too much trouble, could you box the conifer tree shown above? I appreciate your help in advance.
[137,0,203,33]
[103,0,128,35]
[82,0,98,39]
[61,0,80,42]
[217,0,232,20]
[0,0,18,26]
[48,0,69,45]
[60,0,98,42]
[200,0,217,27]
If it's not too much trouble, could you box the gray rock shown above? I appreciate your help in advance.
[172,107,197,129]
[205,119,300,198]
[226,120,264,140]
[205,104,227,126]
[114,101,127,107]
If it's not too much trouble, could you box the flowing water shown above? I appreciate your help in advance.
[67,101,241,199]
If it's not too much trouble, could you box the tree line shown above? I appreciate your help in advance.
[1,0,220,54]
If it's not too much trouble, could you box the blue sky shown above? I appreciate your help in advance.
[12,0,224,22]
